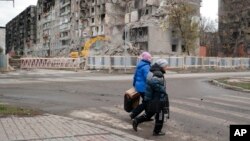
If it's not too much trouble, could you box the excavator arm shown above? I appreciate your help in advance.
[80,36,109,57]
[70,36,109,58]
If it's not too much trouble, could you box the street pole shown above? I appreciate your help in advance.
[124,24,130,73]
[124,25,127,72]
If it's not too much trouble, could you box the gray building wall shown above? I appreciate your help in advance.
[148,26,194,55]
[125,0,201,56]
[0,27,5,54]
[148,26,177,55]
[218,0,250,57]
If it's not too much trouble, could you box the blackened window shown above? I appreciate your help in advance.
[172,45,177,52]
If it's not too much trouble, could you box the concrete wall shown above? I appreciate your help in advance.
[0,27,5,54]
[148,26,175,55]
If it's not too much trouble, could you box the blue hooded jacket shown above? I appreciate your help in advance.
[133,60,151,94]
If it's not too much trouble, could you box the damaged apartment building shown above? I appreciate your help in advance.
[79,0,126,55]
[36,0,86,57]
[219,0,250,57]
[36,0,72,57]
[5,6,37,56]
[6,0,201,57]
[34,0,126,57]
[124,0,201,55]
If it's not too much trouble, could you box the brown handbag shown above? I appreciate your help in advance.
[124,87,140,112]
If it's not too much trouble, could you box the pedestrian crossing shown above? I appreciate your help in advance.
[70,93,250,141]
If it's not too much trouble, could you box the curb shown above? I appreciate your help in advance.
[211,80,250,93]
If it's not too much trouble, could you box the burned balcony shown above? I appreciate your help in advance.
[129,27,148,43]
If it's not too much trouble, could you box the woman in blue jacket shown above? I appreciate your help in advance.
[132,59,169,136]
[130,52,152,119]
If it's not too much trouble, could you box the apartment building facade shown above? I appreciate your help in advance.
[6,0,201,57]
[219,0,250,57]
[5,6,36,56]
[124,0,201,55]
[0,27,5,54]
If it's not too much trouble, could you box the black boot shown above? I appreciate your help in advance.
[132,119,138,132]
[153,131,165,136]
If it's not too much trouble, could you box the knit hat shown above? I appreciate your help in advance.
[140,52,152,61]
[155,59,168,68]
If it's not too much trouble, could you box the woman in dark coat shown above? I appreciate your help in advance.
[132,59,169,136]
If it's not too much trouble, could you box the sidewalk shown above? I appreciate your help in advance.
[0,114,149,141]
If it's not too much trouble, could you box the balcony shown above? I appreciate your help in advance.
[96,0,105,5]
[60,1,71,8]
[59,35,70,41]
[59,24,71,31]
[60,9,71,16]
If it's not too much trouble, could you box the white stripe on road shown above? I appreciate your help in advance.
[207,96,250,105]
[223,95,250,101]
[171,107,236,126]
[188,97,250,111]
[172,99,250,121]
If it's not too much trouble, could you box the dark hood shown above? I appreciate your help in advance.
[150,63,166,74]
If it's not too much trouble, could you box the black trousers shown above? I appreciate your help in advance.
[131,93,145,118]
[135,109,165,133]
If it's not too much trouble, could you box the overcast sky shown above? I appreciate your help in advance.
[0,0,218,27]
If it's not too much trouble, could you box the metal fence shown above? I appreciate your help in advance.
[0,54,8,71]
[19,56,250,70]
[20,58,81,69]
[86,56,250,70]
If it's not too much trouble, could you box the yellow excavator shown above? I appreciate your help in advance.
[70,36,109,58]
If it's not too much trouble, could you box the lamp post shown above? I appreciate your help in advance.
[124,24,130,73]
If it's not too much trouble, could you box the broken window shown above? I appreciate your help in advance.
[62,40,70,45]
[232,31,239,39]
[172,45,177,52]
[101,26,104,32]
[182,45,186,52]
[96,27,99,33]
[101,14,105,23]
[38,15,41,21]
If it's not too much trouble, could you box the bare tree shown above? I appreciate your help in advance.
[200,17,219,56]
[200,17,217,33]
[161,0,200,55]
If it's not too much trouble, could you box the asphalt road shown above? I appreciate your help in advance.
[0,70,250,141]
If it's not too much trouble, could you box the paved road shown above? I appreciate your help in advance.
[1,70,250,141]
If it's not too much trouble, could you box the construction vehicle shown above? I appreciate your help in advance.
[70,36,109,58]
